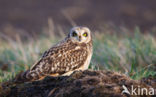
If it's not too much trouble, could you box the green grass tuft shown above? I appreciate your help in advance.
[0,28,156,82]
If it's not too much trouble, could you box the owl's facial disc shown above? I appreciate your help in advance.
[69,27,91,43]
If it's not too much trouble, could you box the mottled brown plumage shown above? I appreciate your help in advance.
[15,26,93,82]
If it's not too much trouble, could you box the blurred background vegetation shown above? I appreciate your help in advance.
[0,0,156,82]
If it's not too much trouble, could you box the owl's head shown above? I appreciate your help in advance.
[68,26,91,43]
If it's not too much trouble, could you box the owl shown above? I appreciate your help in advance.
[16,26,93,82]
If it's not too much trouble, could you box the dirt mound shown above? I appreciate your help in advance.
[0,70,155,97]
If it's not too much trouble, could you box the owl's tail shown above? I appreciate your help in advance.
[14,69,43,83]
[14,70,34,83]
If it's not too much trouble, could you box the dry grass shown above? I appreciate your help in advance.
[0,26,156,82]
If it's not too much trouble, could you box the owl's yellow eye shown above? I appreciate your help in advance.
[83,32,88,37]
[72,31,77,37]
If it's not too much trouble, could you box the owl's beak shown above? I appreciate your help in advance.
[78,36,81,41]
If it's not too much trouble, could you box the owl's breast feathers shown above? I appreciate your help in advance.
[15,39,92,82]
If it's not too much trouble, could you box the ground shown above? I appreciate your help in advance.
[0,70,155,97]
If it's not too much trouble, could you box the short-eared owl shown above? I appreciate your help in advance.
[17,26,93,82]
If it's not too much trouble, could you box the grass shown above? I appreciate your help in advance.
[0,27,156,82]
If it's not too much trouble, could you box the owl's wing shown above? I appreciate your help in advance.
[28,41,88,79]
